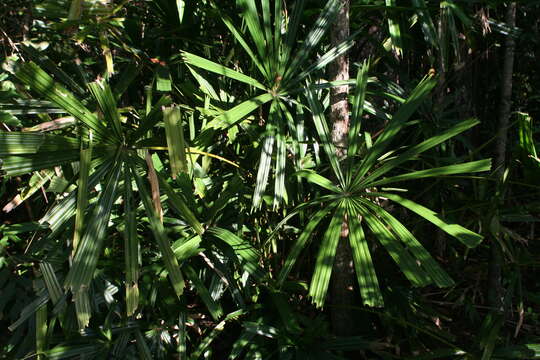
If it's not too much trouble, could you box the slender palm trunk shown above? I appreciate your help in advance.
[489,2,516,311]
[494,3,516,173]
[329,0,355,337]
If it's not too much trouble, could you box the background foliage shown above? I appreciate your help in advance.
[1,0,539,359]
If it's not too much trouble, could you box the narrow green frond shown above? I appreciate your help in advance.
[123,163,139,316]
[44,344,103,360]
[237,0,268,69]
[273,0,283,75]
[219,13,269,79]
[21,44,86,95]
[39,158,113,234]
[156,64,172,92]
[99,31,114,76]
[177,311,187,358]
[0,132,79,156]
[370,159,492,187]
[72,147,92,255]
[181,51,266,90]
[309,203,346,308]
[356,118,480,188]
[39,262,64,305]
[279,0,304,76]
[207,93,273,130]
[359,198,454,287]
[15,62,110,142]
[186,65,220,100]
[88,80,123,141]
[8,291,48,332]
[305,85,345,186]
[518,112,537,158]
[176,0,185,23]
[173,236,202,263]
[252,100,278,210]
[64,158,122,298]
[208,227,266,281]
[253,134,274,210]
[348,59,370,161]
[295,170,341,193]
[113,63,140,100]
[283,0,340,82]
[346,204,384,307]
[157,172,204,235]
[355,199,431,287]
[0,150,81,176]
[131,96,172,141]
[36,303,47,360]
[207,175,242,222]
[292,31,358,86]
[368,192,483,248]
[273,131,287,209]
[74,287,91,329]
[261,0,274,73]
[163,106,188,178]
[385,0,403,57]
[277,205,335,286]
[413,0,438,48]
[353,76,437,184]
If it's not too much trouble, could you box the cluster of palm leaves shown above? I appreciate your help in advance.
[1,0,539,359]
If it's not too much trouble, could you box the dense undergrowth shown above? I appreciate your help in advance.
[1,0,539,359]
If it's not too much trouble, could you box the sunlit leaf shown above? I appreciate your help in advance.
[181,51,266,90]
[163,106,188,178]
[208,227,266,281]
[370,192,483,248]
[309,202,346,308]
[347,202,384,307]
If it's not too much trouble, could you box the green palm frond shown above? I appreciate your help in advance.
[280,71,489,308]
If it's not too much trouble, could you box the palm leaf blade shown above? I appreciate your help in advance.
[277,205,335,286]
[305,85,345,186]
[347,204,384,307]
[208,227,266,281]
[353,76,437,184]
[360,198,454,287]
[358,118,480,187]
[370,192,483,248]
[309,203,346,308]
[207,93,274,130]
[87,80,123,141]
[181,51,266,90]
[356,200,431,287]
[15,62,110,142]
[64,158,122,327]
[370,159,492,187]
[163,106,188,177]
